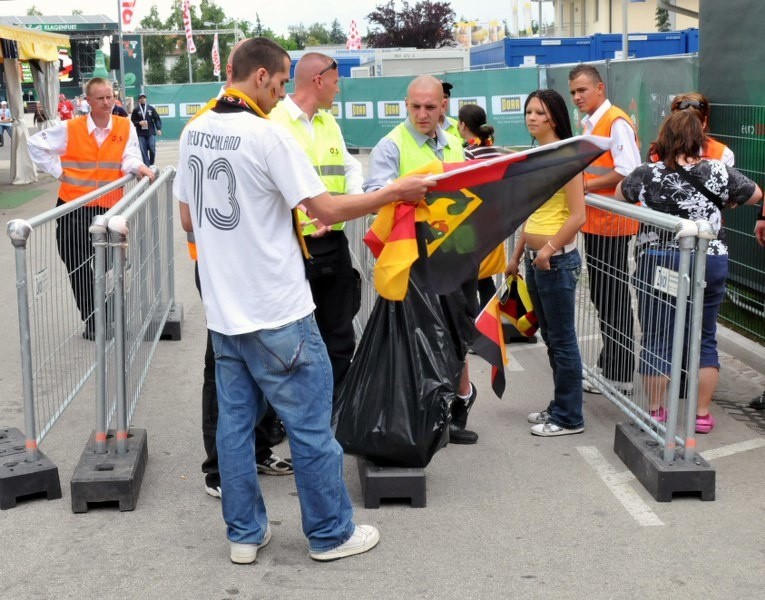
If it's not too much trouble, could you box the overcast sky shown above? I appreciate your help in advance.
[3,1,554,37]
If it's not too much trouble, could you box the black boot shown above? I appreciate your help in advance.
[449,383,478,445]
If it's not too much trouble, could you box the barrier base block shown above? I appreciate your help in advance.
[70,428,148,513]
[613,421,715,502]
[0,427,62,510]
[160,303,183,341]
[357,458,426,509]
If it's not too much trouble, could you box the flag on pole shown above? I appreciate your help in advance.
[182,0,196,54]
[364,135,611,301]
[472,286,509,398]
[120,0,137,30]
[212,33,221,77]
[346,19,362,50]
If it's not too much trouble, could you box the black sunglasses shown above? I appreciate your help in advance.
[316,59,338,78]
[675,99,707,111]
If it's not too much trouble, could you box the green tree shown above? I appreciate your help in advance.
[288,24,309,49]
[140,6,171,85]
[656,7,671,32]
[366,0,456,48]
[27,6,43,15]
[329,19,346,44]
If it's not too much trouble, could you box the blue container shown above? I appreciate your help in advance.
[684,28,699,53]
[471,37,592,69]
[591,31,687,60]
[470,39,506,70]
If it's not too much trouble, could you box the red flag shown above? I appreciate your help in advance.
[212,33,221,77]
[472,293,508,398]
[366,135,610,300]
[120,0,137,30]
[183,0,196,54]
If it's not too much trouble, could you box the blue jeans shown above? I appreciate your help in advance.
[211,314,355,551]
[0,123,11,143]
[524,249,584,428]
[635,250,728,375]
[138,135,156,166]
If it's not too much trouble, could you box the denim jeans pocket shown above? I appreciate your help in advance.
[254,320,311,375]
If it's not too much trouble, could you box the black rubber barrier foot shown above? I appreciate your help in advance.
[0,427,62,510]
[357,458,426,509]
[160,302,183,341]
[70,428,148,513]
[613,421,715,502]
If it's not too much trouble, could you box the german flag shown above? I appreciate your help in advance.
[367,136,610,300]
[472,292,509,398]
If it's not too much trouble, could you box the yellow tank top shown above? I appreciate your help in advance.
[525,189,569,235]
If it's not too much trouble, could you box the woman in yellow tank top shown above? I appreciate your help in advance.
[506,89,587,437]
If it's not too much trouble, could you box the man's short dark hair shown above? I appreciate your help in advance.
[441,81,453,98]
[568,64,603,84]
[231,37,290,82]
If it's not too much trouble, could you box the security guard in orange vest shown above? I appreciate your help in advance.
[568,65,641,393]
[270,53,363,396]
[28,77,154,340]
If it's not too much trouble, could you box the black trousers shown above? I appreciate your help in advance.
[583,232,635,382]
[305,231,360,396]
[55,199,105,332]
[195,263,282,486]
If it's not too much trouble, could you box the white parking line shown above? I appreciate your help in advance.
[577,446,665,527]
[700,438,765,461]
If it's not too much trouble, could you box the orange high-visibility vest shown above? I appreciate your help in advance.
[59,116,131,209]
[583,106,639,237]
[703,137,727,161]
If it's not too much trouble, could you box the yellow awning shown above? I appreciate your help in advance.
[0,23,70,63]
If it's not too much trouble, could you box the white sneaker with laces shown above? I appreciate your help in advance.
[309,525,380,562]
[527,409,550,424]
[530,422,584,437]
[230,526,272,564]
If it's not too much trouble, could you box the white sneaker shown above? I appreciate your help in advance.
[582,378,602,395]
[205,484,222,499]
[230,526,272,564]
[309,525,380,562]
[530,422,584,437]
[527,409,550,424]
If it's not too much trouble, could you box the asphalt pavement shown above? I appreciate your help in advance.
[1,136,764,600]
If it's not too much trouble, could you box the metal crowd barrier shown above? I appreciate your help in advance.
[577,193,716,501]
[346,215,378,337]
[1,168,180,511]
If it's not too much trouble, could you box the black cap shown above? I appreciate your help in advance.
[441,81,453,97]
[138,93,147,98]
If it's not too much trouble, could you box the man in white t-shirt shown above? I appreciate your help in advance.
[175,37,433,565]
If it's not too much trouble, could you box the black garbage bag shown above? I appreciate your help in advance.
[332,275,462,468]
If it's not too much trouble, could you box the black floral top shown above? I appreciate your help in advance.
[620,159,756,255]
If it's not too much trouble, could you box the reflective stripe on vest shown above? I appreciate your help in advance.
[59,116,130,209]
[270,103,347,235]
[583,106,639,237]
[385,122,464,176]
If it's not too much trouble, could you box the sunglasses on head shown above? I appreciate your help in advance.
[675,99,707,111]
[316,59,338,78]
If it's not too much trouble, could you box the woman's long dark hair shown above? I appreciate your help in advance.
[458,103,494,146]
[524,89,574,142]
[651,110,704,170]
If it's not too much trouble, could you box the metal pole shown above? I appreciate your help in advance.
[109,217,129,455]
[188,53,193,84]
[621,0,629,59]
[117,0,126,97]
[7,220,39,462]
[90,215,110,454]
